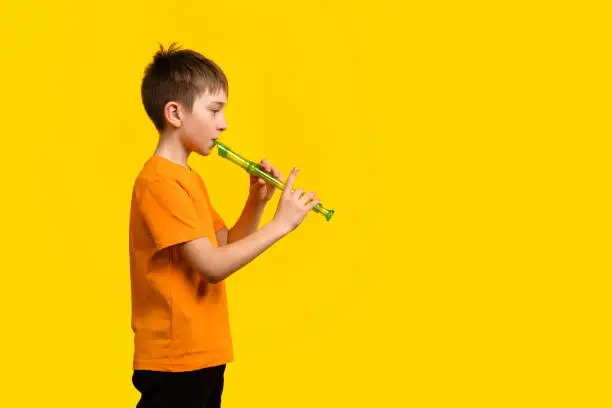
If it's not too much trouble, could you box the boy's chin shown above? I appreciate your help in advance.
[195,146,213,156]
[197,140,215,156]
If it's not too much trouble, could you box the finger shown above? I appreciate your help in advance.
[258,178,265,184]
[306,198,321,211]
[271,166,281,179]
[292,188,305,200]
[300,191,316,205]
[283,168,298,197]
[260,159,271,173]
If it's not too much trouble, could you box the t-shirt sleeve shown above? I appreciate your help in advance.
[209,204,226,233]
[139,179,212,251]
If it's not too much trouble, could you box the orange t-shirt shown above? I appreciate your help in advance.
[129,155,233,372]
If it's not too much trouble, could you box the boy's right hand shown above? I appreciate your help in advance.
[272,168,320,234]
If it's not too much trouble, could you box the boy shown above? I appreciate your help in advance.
[129,43,320,408]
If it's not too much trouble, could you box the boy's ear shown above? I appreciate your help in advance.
[164,101,183,128]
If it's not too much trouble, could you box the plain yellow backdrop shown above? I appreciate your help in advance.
[0,0,610,406]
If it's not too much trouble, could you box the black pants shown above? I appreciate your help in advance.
[132,364,226,408]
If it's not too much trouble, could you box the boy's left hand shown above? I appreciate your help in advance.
[249,159,283,203]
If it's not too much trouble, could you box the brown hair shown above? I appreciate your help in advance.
[141,42,228,131]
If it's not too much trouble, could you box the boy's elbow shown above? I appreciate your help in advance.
[180,238,225,284]
[201,271,224,284]
[196,261,225,284]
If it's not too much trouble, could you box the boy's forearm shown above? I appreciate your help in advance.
[211,220,288,282]
[227,195,266,243]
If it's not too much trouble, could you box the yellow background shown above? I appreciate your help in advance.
[1,0,610,406]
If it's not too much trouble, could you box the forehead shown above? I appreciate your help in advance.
[195,89,227,105]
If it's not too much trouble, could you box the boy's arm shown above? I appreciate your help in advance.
[214,195,266,247]
[180,220,289,283]
[215,227,229,246]
[221,158,282,245]
[184,167,317,283]
[225,195,266,245]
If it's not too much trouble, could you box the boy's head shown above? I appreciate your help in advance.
[141,43,228,156]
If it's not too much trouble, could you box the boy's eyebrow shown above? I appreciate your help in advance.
[210,101,226,107]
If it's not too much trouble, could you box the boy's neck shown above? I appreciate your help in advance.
[154,131,190,168]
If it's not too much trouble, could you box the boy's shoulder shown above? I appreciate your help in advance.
[136,156,196,182]
[133,156,207,196]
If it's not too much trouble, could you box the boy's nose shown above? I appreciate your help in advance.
[217,118,227,131]
[217,114,227,131]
